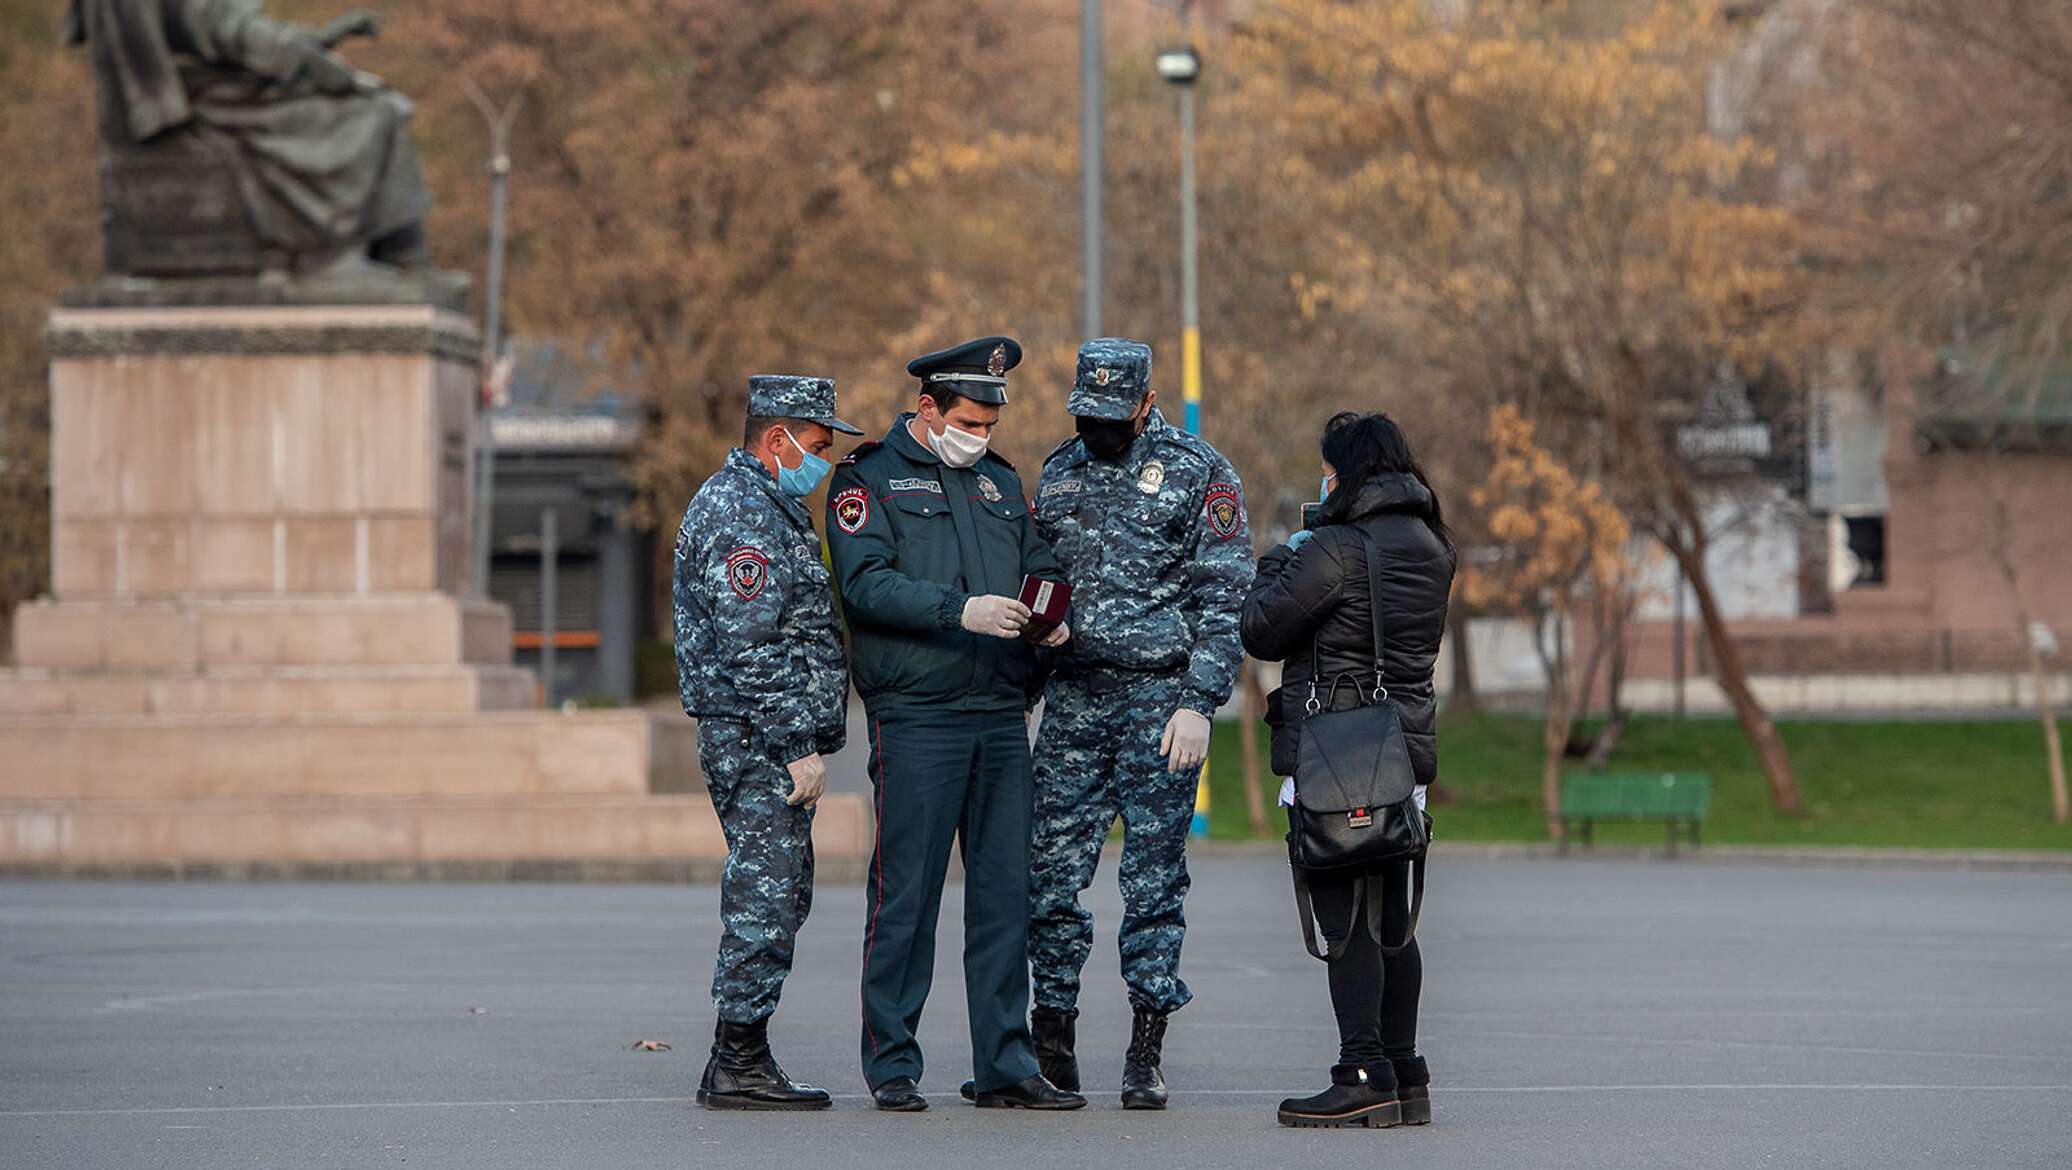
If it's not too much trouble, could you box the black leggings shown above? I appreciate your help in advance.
[1308,860,1422,1069]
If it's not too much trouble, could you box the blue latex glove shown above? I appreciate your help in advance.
[1286,529,1314,551]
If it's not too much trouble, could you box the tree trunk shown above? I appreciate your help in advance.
[1238,662,1272,837]
[1447,605,1479,714]
[1533,610,1570,842]
[1542,683,1570,843]
[2027,639,2069,825]
[1666,535,1803,815]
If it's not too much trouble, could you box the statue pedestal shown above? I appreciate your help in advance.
[0,291,869,874]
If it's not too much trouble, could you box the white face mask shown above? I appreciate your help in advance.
[926,419,991,468]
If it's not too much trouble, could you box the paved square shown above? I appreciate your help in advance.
[3,855,2069,1168]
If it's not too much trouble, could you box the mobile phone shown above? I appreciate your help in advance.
[1300,502,1322,530]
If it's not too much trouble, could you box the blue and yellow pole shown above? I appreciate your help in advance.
[1175,66,1209,838]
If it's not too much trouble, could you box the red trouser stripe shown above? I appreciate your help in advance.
[861,717,885,1054]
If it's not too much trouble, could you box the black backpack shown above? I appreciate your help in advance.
[1286,529,1430,961]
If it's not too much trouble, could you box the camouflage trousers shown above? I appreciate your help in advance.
[698,718,815,1024]
[1029,672,1199,1016]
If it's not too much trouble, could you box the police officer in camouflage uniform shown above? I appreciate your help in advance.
[1026,338,1254,1110]
[674,374,862,1111]
[827,337,1086,1114]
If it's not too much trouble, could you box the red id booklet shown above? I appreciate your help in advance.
[1019,575,1072,642]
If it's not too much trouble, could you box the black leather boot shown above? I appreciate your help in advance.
[1276,1063,1401,1128]
[695,1019,831,1111]
[972,1074,1088,1110]
[1032,1008,1080,1092]
[1120,1008,1169,1110]
[1391,1055,1432,1125]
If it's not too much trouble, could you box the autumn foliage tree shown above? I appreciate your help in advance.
[1462,406,1637,839]
[1225,0,1809,813]
[1807,0,2072,822]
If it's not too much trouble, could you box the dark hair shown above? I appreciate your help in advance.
[743,415,808,450]
[917,387,974,417]
[1320,410,1452,547]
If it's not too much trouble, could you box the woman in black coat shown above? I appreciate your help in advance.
[1240,411,1456,1129]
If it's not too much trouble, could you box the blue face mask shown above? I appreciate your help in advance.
[775,428,831,498]
[1320,474,1335,502]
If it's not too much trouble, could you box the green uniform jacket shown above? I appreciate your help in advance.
[827,413,1065,716]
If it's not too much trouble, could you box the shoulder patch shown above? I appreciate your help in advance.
[836,440,883,467]
[1205,482,1244,540]
[832,487,869,534]
[724,545,770,600]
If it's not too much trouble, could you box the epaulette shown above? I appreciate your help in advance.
[836,440,883,467]
[1042,435,1084,467]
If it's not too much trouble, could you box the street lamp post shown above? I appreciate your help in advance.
[1157,43,1210,836]
[1082,0,1105,338]
[1155,45,1202,438]
[462,78,522,601]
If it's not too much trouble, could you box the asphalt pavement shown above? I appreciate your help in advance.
[3,856,2070,1169]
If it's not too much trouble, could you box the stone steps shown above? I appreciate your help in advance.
[11,594,513,670]
[0,664,536,717]
[0,710,656,801]
[0,792,871,870]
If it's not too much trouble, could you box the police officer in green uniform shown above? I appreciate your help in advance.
[827,336,1086,1114]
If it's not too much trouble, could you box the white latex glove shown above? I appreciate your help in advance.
[1037,620,1071,648]
[961,595,1032,639]
[1159,708,1212,774]
[784,753,826,808]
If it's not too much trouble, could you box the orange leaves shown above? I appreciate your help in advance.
[1460,405,1634,614]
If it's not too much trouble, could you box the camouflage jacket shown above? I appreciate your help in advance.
[672,447,848,761]
[1033,408,1254,715]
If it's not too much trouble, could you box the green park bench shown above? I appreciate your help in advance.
[1559,772,1713,856]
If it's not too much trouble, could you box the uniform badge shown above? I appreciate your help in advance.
[1095,366,1112,387]
[1137,460,1166,494]
[976,474,1003,503]
[1206,482,1243,540]
[832,487,869,535]
[988,344,1007,377]
[724,546,769,600]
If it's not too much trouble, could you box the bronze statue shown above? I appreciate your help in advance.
[66,0,431,278]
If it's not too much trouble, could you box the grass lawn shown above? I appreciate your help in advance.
[1201,711,2072,851]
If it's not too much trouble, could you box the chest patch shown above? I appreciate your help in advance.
[725,546,769,600]
[886,477,943,494]
[833,487,869,534]
[1043,479,1083,497]
[1137,461,1166,495]
[1206,482,1243,540]
[976,474,1003,503]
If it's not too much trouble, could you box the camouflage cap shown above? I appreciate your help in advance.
[746,374,862,435]
[1066,338,1153,420]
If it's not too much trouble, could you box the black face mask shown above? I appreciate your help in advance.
[1076,415,1139,461]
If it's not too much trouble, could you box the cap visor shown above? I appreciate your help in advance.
[823,415,865,436]
[1065,393,1139,420]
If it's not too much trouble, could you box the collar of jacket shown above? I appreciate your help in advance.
[724,445,812,530]
[884,411,937,464]
[1324,472,1434,525]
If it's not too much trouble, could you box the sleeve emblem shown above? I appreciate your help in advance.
[1206,482,1243,540]
[725,546,770,600]
[832,487,870,534]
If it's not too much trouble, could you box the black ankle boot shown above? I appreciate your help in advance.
[1276,1063,1401,1128]
[1120,1008,1169,1110]
[1391,1055,1431,1125]
[1029,1008,1079,1092]
[695,1019,831,1111]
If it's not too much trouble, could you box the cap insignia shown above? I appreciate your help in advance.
[988,345,1007,377]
